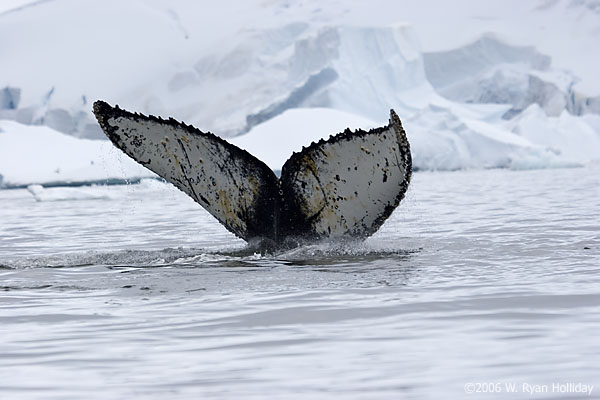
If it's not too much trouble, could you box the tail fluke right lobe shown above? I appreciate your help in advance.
[279,110,412,240]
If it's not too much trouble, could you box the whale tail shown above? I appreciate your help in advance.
[93,101,411,245]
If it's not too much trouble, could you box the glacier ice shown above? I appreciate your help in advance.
[0,120,154,188]
[0,87,20,110]
[423,35,600,119]
[0,0,599,184]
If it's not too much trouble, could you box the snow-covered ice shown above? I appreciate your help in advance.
[1,0,600,185]
[0,119,153,188]
[231,108,378,170]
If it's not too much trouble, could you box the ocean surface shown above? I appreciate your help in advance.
[1,166,599,399]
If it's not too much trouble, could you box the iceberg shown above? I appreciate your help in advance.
[0,119,154,188]
[0,0,599,184]
[231,108,378,171]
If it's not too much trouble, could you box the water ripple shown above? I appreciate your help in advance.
[1,167,599,398]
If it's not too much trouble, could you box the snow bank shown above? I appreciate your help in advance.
[22,178,173,202]
[508,104,600,162]
[1,0,600,181]
[1,101,597,190]
[405,105,579,171]
[0,120,154,188]
[231,108,378,170]
[233,106,583,172]
[26,184,117,202]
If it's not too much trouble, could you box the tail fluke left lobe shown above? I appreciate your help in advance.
[93,101,279,242]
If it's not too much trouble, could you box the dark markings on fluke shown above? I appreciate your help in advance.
[93,100,412,250]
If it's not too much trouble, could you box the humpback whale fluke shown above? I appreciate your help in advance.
[93,101,411,247]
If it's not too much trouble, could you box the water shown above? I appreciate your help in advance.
[1,167,599,399]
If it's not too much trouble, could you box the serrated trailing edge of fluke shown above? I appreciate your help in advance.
[93,100,263,166]
[282,109,411,174]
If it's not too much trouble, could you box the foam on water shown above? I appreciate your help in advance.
[1,238,418,271]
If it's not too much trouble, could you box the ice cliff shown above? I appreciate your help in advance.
[1,0,599,186]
